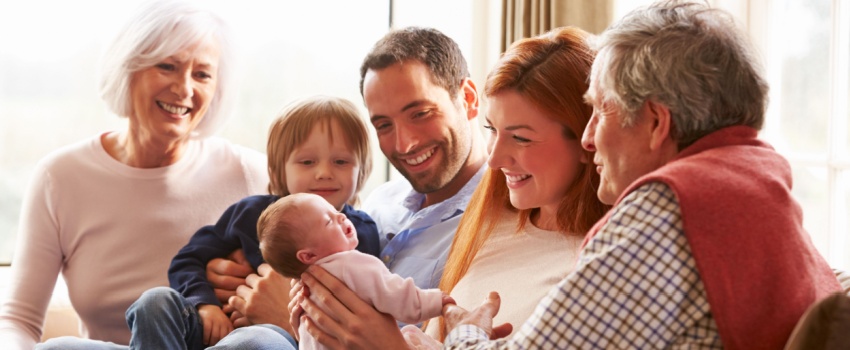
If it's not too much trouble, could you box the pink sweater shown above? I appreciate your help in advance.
[583,126,840,350]
[0,134,267,349]
[300,250,443,350]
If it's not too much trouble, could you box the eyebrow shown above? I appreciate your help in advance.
[370,99,434,123]
[484,117,535,132]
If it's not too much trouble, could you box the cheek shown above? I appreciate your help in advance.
[284,165,308,193]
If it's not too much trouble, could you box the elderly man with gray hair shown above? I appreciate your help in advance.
[440,1,841,349]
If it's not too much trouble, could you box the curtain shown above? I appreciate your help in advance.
[501,0,613,52]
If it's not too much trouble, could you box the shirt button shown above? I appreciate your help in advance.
[383,255,391,263]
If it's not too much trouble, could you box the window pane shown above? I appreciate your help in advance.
[789,165,830,259]
[0,0,388,265]
[836,171,850,271]
[766,0,831,154]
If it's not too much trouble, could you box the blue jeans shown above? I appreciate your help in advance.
[36,287,296,350]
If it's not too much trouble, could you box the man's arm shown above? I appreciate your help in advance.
[443,182,720,349]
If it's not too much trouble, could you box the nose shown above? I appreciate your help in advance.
[315,161,333,180]
[581,112,598,152]
[336,211,347,223]
[393,123,418,154]
[486,134,512,169]
[170,71,193,100]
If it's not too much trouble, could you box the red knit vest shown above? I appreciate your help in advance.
[582,126,840,349]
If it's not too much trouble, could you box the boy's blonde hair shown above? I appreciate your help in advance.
[266,96,373,206]
[257,195,310,278]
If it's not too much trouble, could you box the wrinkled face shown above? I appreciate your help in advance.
[486,91,587,221]
[362,61,472,194]
[581,83,656,205]
[285,121,359,210]
[129,38,219,143]
[299,194,359,258]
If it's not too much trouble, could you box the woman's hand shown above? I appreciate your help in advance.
[228,263,294,332]
[206,249,253,306]
[299,265,407,349]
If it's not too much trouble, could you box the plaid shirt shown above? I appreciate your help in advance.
[445,182,723,349]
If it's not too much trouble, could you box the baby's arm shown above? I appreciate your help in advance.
[335,252,444,324]
[197,304,234,346]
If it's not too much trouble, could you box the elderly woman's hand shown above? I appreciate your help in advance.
[299,265,407,349]
[206,249,253,307]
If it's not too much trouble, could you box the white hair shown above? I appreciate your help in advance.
[98,0,235,138]
[589,0,768,149]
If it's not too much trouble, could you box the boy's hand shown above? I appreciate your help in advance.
[198,304,234,345]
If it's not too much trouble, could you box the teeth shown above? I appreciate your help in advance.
[157,102,189,115]
[405,148,435,165]
[506,174,531,183]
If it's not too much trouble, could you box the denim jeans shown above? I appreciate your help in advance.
[36,287,296,350]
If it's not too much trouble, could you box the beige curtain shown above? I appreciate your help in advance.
[501,0,613,52]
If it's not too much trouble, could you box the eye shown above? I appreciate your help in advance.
[483,125,495,134]
[334,159,350,165]
[194,71,213,80]
[512,135,532,144]
[372,120,392,132]
[413,109,431,119]
[299,160,315,165]
[155,63,175,71]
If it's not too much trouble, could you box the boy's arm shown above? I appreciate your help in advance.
[169,196,272,307]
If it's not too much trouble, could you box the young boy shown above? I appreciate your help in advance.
[258,192,456,350]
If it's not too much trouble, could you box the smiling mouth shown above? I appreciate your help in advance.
[505,174,531,183]
[402,147,436,166]
[157,101,191,115]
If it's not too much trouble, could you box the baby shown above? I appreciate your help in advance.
[257,192,454,349]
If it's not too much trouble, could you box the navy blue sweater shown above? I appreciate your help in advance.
[168,194,381,307]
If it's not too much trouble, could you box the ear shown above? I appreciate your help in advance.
[644,100,673,151]
[296,249,319,265]
[459,78,479,120]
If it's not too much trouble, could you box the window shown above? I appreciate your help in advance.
[752,0,850,271]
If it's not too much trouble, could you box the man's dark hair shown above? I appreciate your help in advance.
[359,27,470,98]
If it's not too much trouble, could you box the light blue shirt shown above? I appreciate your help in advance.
[362,165,485,290]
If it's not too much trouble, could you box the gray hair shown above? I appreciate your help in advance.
[98,0,235,138]
[589,0,768,148]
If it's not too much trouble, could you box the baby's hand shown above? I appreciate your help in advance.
[198,304,235,345]
[441,292,456,307]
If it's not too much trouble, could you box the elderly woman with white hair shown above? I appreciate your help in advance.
[0,1,267,348]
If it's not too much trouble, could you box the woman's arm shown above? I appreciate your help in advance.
[299,265,408,350]
[0,164,62,349]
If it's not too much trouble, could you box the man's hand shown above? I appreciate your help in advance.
[299,265,408,349]
[287,278,306,340]
[401,325,442,350]
[206,249,253,306]
[228,263,294,333]
[443,291,512,340]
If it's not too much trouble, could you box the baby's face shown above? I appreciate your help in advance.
[300,194,359,258]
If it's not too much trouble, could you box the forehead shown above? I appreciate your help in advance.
[362,61,452,114]
[159,37,221,68]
